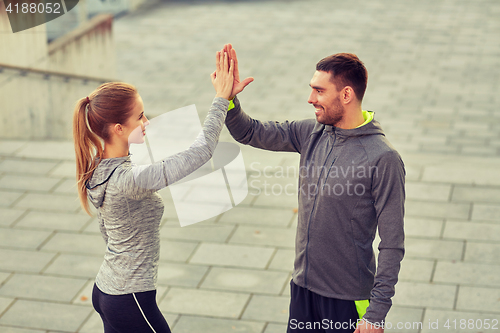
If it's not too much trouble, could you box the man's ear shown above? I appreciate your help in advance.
[342,86,355,104]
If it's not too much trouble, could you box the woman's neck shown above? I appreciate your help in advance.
[103,142,129,159]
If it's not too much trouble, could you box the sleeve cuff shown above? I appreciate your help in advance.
[228,98,235,111]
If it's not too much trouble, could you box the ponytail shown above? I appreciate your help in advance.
[72,82,138,215]
[73,97,104,215]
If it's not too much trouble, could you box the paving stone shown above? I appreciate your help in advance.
[0,141,27,155]
[44,254,102,278]
[0,296,14,315]
[160,224,235,243]
[421,309,500,333]
[434,261,500,287]
[0,159,57,175]
[419,144,461,155]
[242,295,290,324]
[48,161,77,178]
[218,206,295,227]
[264,323,288,333]
[0,190,23,208]
[0,175,61,192]
[422,162,500,186]
[464,241,500,264]
[0,228,52,250]
[0,208,25,227]
[391,282,456,309]
[443,220,500,241]
[452,186,500,203]
[0,248,56,273]
[73,279,95,307]
[0,272,11,285]
[405,238,463,260]
[385,306,424,333]
[201,267,289,295]
[190,243,274,269]
[82,218,100,234]
[159,287,249,318]
[404,217,443,238]
[405,200,471,219]
[403,165,422,182]
[14,193,81,212]
[80,312,179,332]
[15,142,75,160]
[229,225,295,248]
[172,315,264,333]
[252,192,299,209]
[159,240,199,263]
[52,178,78,194]
[0,273,86,302]
[0,299,92,331]
[15,211,91,231]
[472,204,500,222]
[157,262,208,287]
[462,145,499,156]
[41,232,105,255]
[398,259,434,282]
[268,249,295,271]
[405,182,451,202]
[78,311,104,333]
[456,286,500,313]
[0,325,42,333]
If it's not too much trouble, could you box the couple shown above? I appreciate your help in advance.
[73,44,405,333]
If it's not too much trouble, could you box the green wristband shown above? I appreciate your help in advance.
[228,98,235,111]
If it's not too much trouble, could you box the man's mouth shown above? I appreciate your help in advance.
[314,105,323,115]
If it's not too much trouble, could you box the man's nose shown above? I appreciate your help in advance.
[308,91,316,104]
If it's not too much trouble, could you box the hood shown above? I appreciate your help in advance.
[86,155,129,208]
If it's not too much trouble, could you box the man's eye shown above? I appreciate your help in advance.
[316,90,321,93]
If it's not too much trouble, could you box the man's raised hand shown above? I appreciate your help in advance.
[223,43,254,99]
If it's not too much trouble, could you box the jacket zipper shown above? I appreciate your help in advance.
[304,129,337,287]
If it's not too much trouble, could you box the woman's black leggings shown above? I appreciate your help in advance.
[92,284,172,333]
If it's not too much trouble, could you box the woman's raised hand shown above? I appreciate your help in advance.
[211,50,234,100]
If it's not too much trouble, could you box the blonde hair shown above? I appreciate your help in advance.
[73,82,138,215]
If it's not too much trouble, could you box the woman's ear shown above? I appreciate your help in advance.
[112,123,124,136]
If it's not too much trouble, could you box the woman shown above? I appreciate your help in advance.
[73,51,234,332]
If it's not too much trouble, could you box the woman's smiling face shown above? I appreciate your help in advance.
[125,94,149,145]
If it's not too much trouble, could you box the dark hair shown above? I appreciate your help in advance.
[73,82,138,215]
[316,53,367,101]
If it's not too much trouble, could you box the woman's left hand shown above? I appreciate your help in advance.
[211,50,234,100]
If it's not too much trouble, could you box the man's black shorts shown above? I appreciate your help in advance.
[287,280,361,333]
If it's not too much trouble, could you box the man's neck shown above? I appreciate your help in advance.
[335,106,364,129]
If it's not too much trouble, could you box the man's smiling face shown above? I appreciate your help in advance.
[308,70,345,126]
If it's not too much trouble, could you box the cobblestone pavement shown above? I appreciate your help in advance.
[1,0,500,332]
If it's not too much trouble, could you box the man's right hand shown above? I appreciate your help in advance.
[223,43,254,100]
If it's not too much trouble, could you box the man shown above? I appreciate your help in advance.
[220,44,405,333]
